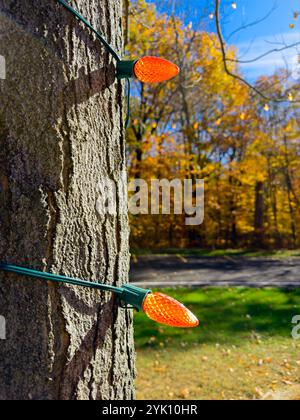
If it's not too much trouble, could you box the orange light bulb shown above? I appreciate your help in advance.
[142,292,199,328]
[133,56,180,83]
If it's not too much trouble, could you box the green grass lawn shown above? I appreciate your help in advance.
[134,288,300,400]
[132,248,300,258]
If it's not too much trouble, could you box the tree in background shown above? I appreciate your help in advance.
[127,0,300,250]
[0,1,134,400]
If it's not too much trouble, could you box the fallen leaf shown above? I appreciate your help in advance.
[282,380,294,386]
[179,388,190,399]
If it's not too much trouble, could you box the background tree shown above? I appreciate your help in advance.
[0,0,135,400]
[127,0,300,250]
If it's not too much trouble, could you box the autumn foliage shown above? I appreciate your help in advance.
[126,0,300,250]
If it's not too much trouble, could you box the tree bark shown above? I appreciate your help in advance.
[0,0,135,400]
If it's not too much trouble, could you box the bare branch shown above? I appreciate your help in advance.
[227,3,278,41]
[228,41,300,64]
[214,0,299,104]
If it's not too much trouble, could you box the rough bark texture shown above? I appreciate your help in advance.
[0,0,135,400]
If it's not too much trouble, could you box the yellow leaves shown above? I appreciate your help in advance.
[289,11,298,29]
[284,120,300,139]
[136,341,300,400]
[128,0,180,57]
[128,0,300,252]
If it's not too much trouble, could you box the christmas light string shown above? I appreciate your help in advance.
[0,3,193,329]
[56,1,180,127]
[0,263,198,328]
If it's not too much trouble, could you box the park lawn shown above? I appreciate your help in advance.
[134,288,300,400]
[132,248,300,259]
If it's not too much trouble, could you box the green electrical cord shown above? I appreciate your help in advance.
[0,5,146,310]
[56,0,121,62]
[56,0,131,128]
[0,263,151,311]
[0,263,122,294]
[125,78,131,128]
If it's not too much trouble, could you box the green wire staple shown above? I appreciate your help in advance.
[0,263,151,311]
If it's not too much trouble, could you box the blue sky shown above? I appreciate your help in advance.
[149,0,300,81]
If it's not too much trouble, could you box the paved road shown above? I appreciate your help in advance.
[130,255,300,288]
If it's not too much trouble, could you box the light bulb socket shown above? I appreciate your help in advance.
[119,284,151,311]
[116,60,138,79]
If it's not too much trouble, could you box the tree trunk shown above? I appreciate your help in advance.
[124,0,130,46]
[283,135,297,248]
[0,0,135,400]
[254,181,264,248]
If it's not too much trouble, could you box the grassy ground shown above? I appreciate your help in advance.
[132,248,300,258]
[134,288,300,400]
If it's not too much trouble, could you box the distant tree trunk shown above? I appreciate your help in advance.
[267,159,281,248]
[254,181,264,248]
[283,135,297,248]
[228,173,238,247]
[0,0,135,400]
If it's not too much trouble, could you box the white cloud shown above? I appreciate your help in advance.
[235,31,300,80]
